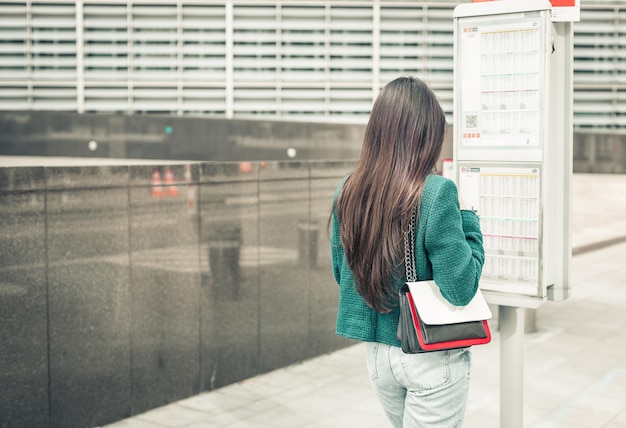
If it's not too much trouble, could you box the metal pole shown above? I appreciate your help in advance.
[500,305,525,428]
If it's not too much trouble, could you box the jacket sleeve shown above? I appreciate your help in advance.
[330,179,348,285]
[422,179,485,306]
[330,207,343,285]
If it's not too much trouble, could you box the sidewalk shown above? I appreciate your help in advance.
[104,173,626,428]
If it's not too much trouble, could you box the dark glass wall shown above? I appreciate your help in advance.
[0,159,355,428]
[0,167,49,428]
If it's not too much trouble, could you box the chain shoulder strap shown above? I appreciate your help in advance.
[403,208,418,282]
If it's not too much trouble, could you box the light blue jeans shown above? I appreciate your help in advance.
[365,342,471,428]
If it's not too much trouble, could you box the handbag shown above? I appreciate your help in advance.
[398,207,492,353]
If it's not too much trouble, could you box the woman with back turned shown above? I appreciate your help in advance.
[329,76,485,427]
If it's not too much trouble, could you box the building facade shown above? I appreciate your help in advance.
[0,0,624,128]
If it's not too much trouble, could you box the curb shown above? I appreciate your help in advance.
[572,235,626,256]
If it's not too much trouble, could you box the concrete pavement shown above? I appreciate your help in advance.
[103,173,626,428]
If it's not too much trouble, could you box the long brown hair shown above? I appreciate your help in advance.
[334,76,446,312]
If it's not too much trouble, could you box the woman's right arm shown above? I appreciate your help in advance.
[423,179,485,306]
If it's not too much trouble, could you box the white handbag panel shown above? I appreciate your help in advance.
[406,280,493,325]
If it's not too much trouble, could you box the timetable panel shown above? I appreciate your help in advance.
[458,163,542,296]
[455,10,549,163]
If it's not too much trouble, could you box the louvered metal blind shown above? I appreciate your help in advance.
[0,2,29,109]
[0,0,624,129]
[573,5,625,128]
[83,3,128,111]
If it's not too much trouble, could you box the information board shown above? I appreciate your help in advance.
[453,0,572,306]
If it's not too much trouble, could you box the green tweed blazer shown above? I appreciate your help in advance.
[330,174,485,347]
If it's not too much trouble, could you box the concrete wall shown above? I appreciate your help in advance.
[573,131,626,174]
[2,111,625,174]
[0,111,367,161]
[0,158,355,428]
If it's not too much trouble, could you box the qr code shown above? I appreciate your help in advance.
[465,114,478,129]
